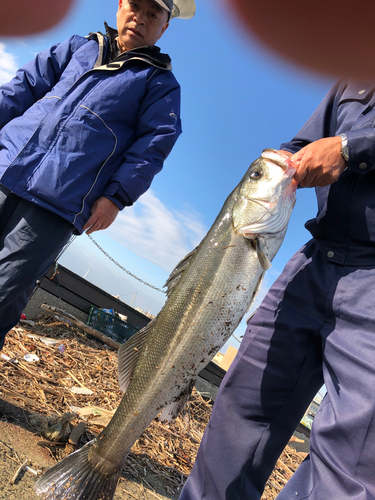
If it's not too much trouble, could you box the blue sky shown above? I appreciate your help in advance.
[0,0,333,358]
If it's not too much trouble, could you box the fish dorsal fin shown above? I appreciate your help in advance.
[117,323,153,392]
[164,247,198,297]
[251,238,271,271]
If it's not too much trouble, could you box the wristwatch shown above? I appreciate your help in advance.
[339,133,349,163]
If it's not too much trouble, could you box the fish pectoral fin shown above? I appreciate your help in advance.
[164,247,198,296]
[251,238,271,271]
[117,323,153,392]
[158,379,196,422]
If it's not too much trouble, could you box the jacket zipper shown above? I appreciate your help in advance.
[72,105,118,225]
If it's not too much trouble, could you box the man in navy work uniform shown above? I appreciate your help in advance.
[180,81,375,500]
[0,0,195,349]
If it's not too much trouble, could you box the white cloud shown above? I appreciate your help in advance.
[107,190,207,272]
[0,43,18,85]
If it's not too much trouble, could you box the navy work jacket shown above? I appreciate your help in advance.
[0,29,181,233]
[281,81,375,266]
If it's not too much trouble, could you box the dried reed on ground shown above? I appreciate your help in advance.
[0,314,306,499]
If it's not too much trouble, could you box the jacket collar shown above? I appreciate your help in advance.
[104,22,172,70]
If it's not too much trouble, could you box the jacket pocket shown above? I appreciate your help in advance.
[338,83,375,104]
[338,83,375,131]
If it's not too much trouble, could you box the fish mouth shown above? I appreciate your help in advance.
[261,148,290,170]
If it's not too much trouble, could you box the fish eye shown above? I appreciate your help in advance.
[250,170,262,180]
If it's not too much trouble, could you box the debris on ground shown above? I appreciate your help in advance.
[0,313,307,499]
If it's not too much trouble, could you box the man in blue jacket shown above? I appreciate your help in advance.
[179,81,375,500]
[0,0,195,348]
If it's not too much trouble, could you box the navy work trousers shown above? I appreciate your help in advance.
[0,185,74,349]
[180,240,375,500]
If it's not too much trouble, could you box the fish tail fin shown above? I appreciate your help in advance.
[34,439,122,500]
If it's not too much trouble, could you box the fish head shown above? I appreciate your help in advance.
[233,149,298,238]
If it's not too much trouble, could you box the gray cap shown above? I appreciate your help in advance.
[153,0,196,19]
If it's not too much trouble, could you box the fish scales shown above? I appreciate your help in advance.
[92,192,261,462]
[35,149,297,500]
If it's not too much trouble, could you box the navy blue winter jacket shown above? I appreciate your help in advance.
[0,29,182,233]
[281,81,375,266]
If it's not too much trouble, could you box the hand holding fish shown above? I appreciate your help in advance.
[291,137,347,188]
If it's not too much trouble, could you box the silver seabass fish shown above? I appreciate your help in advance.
[35,149,297,500]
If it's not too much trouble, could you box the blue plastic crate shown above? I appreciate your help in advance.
[87,306,139,344]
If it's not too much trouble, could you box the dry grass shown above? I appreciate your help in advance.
[0,314,307,498]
